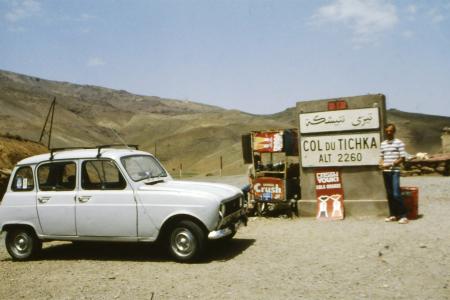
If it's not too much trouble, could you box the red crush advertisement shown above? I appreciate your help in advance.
[315,169,345,220]
[252,177,285,202]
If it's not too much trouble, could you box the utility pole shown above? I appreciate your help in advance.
[39,97,56,149]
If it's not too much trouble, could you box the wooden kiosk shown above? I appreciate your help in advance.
[242,129,300,216]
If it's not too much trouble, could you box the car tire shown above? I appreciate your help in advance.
[168,220,205,262]
[5,228,42,261]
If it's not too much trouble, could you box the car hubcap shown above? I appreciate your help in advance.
[13,233,30,254]
[171,229,196,257]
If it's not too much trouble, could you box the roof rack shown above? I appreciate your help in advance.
[50,147,91,160]
[96,144,139,158]
[49,145,139,160]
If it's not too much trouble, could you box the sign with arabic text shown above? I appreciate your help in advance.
[299,107,379,134]
[301,132,380,167]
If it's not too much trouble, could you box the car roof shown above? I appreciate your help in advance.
[17,148,153,166]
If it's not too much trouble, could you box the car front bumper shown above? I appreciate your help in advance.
[207,212,247,240]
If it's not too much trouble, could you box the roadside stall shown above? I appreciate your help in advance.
[242,129,300,216]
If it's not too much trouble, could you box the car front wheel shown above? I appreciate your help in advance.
[5,228,42,261]
[168,220,205,262]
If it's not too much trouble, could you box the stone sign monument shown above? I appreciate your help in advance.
[296,94,388,217]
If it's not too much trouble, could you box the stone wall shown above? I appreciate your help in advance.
[442,127,450,153]
[403,154,450,176]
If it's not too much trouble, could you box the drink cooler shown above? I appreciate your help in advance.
[401,186,419,220]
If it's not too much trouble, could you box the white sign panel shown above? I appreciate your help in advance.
[299,107,379,134]
[301,132,381,167]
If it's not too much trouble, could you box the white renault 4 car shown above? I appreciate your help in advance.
[0,145,247,262]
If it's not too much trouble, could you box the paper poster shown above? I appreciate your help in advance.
[315,169,344,220]
[253,131,283,152]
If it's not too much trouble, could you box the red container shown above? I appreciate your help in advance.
[401,187,419,220]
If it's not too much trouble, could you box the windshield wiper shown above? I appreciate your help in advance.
[137,171,167,182]
[150,171,167,178]
[145,179,165,185]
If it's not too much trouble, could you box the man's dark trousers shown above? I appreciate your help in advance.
[383,171,407,218]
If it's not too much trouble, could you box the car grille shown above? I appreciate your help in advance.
[224,196,241,216]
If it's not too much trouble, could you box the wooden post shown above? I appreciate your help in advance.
[220,156,223,177]
[39,97,56,149]
[179,163,183,178]
[47,99,55,149]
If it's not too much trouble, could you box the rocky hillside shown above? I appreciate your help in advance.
[0,70,293,176]
[1,69,449,177]
[0,135,48,199]
[0,69,223,147]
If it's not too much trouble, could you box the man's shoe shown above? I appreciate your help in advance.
[384,216,397,222]
[398,217,409,224]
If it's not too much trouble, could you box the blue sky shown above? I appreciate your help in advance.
[1,0,449,116]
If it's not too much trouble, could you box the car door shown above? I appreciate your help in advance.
[36,161,77,236]
[76,159,137,237]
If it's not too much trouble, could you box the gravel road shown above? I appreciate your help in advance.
[1,176,449,299]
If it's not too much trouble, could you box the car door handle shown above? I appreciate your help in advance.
[78,196,91,203]
[38,196,51,203]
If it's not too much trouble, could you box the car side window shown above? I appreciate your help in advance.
[81,160,126,190]
[11,166,34,192]
[38,162,76,191]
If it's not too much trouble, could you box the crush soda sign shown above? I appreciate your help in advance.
[252,177,285,202]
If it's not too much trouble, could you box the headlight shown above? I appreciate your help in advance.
[219,203,226,217]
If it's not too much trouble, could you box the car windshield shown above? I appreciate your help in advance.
[121,155,167,182]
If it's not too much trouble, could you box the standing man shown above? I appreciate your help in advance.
[379,123,408,224]
[242,153,260,211]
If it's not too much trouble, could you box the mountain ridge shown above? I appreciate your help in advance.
[1,69,448,176]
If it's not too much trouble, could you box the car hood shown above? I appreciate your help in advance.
[137,179,242,202]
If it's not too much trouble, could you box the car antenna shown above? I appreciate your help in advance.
[109,128,131,149]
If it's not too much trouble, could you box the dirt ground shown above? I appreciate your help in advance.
[0,176,449,300]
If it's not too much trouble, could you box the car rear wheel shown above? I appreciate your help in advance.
[5,228,42,261]
[168,220,205,262]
